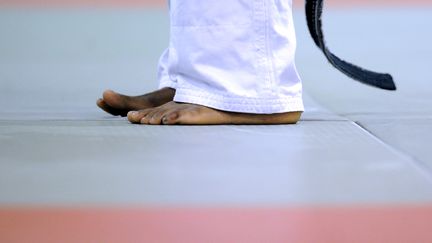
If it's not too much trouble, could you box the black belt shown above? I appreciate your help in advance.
[305,0,397,90]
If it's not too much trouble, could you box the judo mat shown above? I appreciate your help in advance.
[1,3,432,243]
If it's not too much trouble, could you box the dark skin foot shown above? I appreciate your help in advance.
[127,101,302,125]
[96,87,175,117]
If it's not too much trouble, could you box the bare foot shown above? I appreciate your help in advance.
[96,87,175,117]
[127,101,302,125]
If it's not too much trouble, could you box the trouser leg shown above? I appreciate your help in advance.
[167,0,304,114]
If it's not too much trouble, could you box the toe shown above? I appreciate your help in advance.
[140,108,161,125]
[102,90,116,101]
[103,90,130,108]
[147,108,170,125]
[140,102,176,125]
[127,109,153,123]
[162,111,181,125]
[139,114,151,124]
[97,98,122,116]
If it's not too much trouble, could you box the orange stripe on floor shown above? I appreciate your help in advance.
[1,206,432,243]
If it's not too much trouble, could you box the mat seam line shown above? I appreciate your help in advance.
[353,121,432,184]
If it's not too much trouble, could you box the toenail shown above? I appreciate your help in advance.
[128,111,137,116]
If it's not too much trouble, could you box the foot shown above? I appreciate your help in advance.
[127,101,302,125]
[96,87,175,117]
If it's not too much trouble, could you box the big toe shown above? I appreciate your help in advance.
[97,98,123,116]
[102,89,118,101]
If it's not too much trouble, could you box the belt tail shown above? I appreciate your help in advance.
[305,0,397,91]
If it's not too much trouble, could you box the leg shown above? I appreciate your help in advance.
[127,0,304,125]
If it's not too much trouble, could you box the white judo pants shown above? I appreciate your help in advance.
[157,0,304,114]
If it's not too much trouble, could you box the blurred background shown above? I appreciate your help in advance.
[0,0,431,117]
[1,0,432,243]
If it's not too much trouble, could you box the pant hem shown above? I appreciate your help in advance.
[174,86,304,114]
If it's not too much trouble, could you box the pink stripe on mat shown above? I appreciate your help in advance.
[1,206,432,243]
